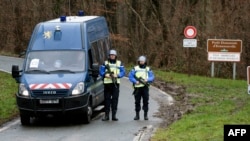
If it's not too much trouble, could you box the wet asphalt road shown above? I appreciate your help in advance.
[0,55,172,141]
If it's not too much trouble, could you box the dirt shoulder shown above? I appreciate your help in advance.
[134,79,194,140]
[152,79,194,128]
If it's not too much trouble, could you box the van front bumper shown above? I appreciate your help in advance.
[16,93,89,116]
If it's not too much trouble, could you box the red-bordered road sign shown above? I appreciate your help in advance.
[184,26,197,38]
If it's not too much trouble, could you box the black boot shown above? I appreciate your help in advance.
[134,112,140,120]
[112,111,118,121]
[144,112,148,120]
[102,112,109,121]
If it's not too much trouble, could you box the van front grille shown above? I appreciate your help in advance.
[31,89,69,96]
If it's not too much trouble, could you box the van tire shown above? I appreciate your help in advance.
[20,113,30,126]
[83,102,92,124]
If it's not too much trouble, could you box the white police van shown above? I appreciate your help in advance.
[12,11,110,125]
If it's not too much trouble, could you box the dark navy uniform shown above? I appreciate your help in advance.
[128,56,154,120]
[99,50,125,121]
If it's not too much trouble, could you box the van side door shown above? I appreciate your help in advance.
[88,46,104,107]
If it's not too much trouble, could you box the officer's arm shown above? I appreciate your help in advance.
[147,70,155,83]
[118,63,126,78]
[128,69,137,84]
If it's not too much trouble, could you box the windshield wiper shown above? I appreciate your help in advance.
[49,69,75,73]
[26,69,50,74]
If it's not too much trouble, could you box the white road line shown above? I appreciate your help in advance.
[0,118,19,133]
[0,69,11,74]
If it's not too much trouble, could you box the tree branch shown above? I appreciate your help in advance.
[124,0,154,35]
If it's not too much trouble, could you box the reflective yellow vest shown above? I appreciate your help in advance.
[103,60,121,84]
[134,66,150,88]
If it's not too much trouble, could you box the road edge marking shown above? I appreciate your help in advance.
[0,118,19,133]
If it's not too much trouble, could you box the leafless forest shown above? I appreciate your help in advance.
[0,0,249,79]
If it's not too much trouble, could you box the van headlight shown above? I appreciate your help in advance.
[19,83,29,96]
[72,82,85,95]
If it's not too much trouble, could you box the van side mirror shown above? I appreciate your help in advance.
[91,63,99,78]
[12,65,21,81]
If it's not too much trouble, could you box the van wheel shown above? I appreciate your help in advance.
[83,102,92,124]
[20,113,30,126]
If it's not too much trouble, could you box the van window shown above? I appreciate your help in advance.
[90,37,110,65]
[102,38,111,60]
[98,41,105,62]
[25,50,85,73]
[88,49,93,69]
[91,42,100,65]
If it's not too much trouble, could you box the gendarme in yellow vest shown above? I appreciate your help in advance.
[103,60,121,84]
[134,66,150,88]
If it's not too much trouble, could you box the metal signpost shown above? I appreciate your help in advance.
[247,66,250,94]
[183,26,197,76]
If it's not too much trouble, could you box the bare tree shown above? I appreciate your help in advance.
[1,0,250,78]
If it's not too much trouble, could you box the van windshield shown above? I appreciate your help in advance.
[24,51,85,73]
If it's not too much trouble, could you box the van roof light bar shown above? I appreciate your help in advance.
[60,16,66,22]
[78,10,84,16]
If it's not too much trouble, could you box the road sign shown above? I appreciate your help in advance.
[183,39,197,47]
[247,66,250,94]
[207,39,242,62]
[207,39,242,53]
[184,26,197,38]
[208,52,240,62]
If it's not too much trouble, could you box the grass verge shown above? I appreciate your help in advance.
[0,71,19,125]
[152,70,250,141]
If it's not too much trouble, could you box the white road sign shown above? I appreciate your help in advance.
[208,52,240,62]
[183,39,197,47]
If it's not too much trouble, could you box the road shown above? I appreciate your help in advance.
[0,55,173,141]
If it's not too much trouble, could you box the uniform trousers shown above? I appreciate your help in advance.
[133,86,149,112]
[103,83,120,113]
